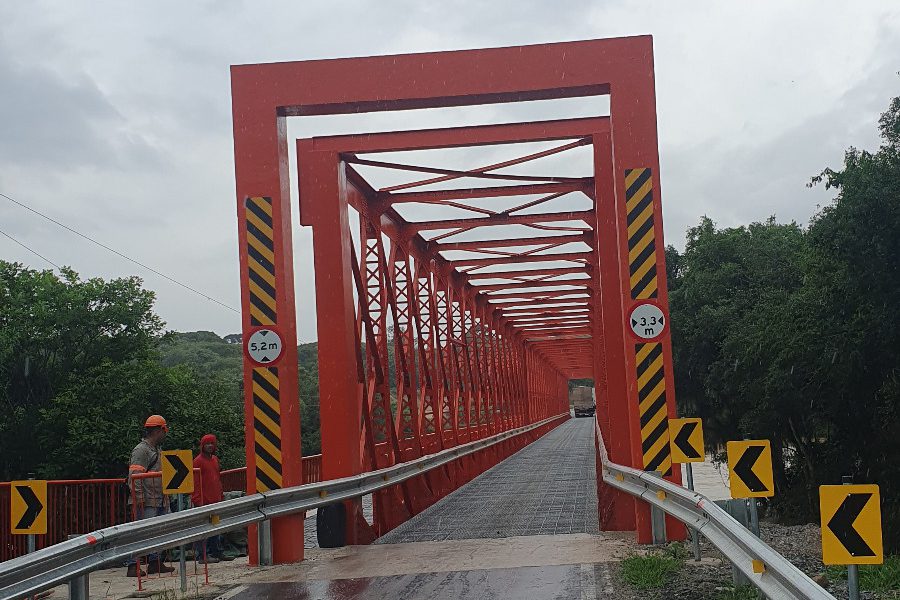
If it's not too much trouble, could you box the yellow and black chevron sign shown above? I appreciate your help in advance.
[625,168,658,300]
[635,342,671,474]
[252,366,283,492]
[245,196,277,326]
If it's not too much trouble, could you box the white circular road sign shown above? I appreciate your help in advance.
[247,329,284,364]
[629,303,666,340]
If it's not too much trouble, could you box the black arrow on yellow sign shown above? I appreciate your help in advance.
[673,421,701,460]
[828,493,877,557]
[14,485,43,530]
[164,454,191,490]
[733,445,767,493]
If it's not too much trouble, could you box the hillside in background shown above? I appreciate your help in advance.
[159,331,322,456]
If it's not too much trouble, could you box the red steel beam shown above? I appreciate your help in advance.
[432,233,591,253]
[475,281,593,294]
[349,155,584,189]
[409,210,594,232]
[307,117,609,154]
[466,266,590,280]
[381,181,591,204]
[452,252,592,268]
[485,289,592,301]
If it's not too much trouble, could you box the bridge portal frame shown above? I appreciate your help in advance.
[231,35,683,563]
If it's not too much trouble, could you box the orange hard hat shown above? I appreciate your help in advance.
[144,415,168,432]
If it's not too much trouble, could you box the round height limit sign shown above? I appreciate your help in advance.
[246,328,284,365]
[629,302,666,341]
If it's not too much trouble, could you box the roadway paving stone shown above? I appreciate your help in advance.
[377,418,599,543]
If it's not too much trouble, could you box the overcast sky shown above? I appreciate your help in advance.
[1,1,898,340]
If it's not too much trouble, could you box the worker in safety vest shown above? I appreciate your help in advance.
[191,434,233,563]
[125,414,176,577]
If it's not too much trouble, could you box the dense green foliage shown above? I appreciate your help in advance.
[0,265,323,480]
[669,97,900,548]
[157,331,322,457]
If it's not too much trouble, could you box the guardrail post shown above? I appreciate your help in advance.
[66,535,89,600]
[721,499,752,588]
[258,520,273,566]
[684,463,702,561]
[177,494,187,593]
[648,472,667,544]
[748,497,761,538]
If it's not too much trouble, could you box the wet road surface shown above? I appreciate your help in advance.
[228,563,615,599]
[228,418,623,599]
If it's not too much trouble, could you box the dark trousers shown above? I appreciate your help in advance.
[127,506,165,566]
[194,535,223,559]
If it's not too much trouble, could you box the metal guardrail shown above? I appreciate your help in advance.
[595,421,835,600]
[0,414,567,600]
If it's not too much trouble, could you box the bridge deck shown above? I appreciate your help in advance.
[378,417,599,543]
[221,417,632,599]
[79,418,629,600]
[224,417,628,599]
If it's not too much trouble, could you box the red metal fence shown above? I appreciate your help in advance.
[0,454,322,562]
[0,480,126,562]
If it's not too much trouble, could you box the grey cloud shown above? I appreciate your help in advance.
[0,44,160,170]
[660,34,900,249]
[1,0,899,339]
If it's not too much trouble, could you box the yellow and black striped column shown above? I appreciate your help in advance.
[624,169,671,473]
[245,197,278,326]
[252,366,284,492]
[634,342,671,474]
[244,196,284,491]
[625,168,658,300]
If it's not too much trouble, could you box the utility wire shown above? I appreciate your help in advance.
[0,227,62,271]
[1,191,239,314]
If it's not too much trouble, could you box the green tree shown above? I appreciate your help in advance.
[0,264,164,479]
[669,95,900,548]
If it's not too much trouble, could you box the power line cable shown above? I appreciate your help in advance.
[0,227,62,271]
[1,191,239,314]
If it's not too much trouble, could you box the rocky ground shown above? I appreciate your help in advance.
[613,521,883,600]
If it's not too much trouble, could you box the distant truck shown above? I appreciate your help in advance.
[571,386,595,418]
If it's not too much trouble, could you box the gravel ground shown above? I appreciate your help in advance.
[614,521,884,600]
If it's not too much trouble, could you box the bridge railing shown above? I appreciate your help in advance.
[219,454,322,496]
[595,421,834,600]
[0,480,126,563]
[0,455,323,563]
[0,415,567,600]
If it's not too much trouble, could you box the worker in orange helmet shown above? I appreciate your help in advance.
[191,434,233,563]
[125,415,176,577]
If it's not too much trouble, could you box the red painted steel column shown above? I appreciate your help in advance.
[231,74,304,564]
[606,40,686,542]
[592,131,638,532]
[297,146,368,543]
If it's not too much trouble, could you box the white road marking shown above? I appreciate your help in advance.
[212,584,247,600]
